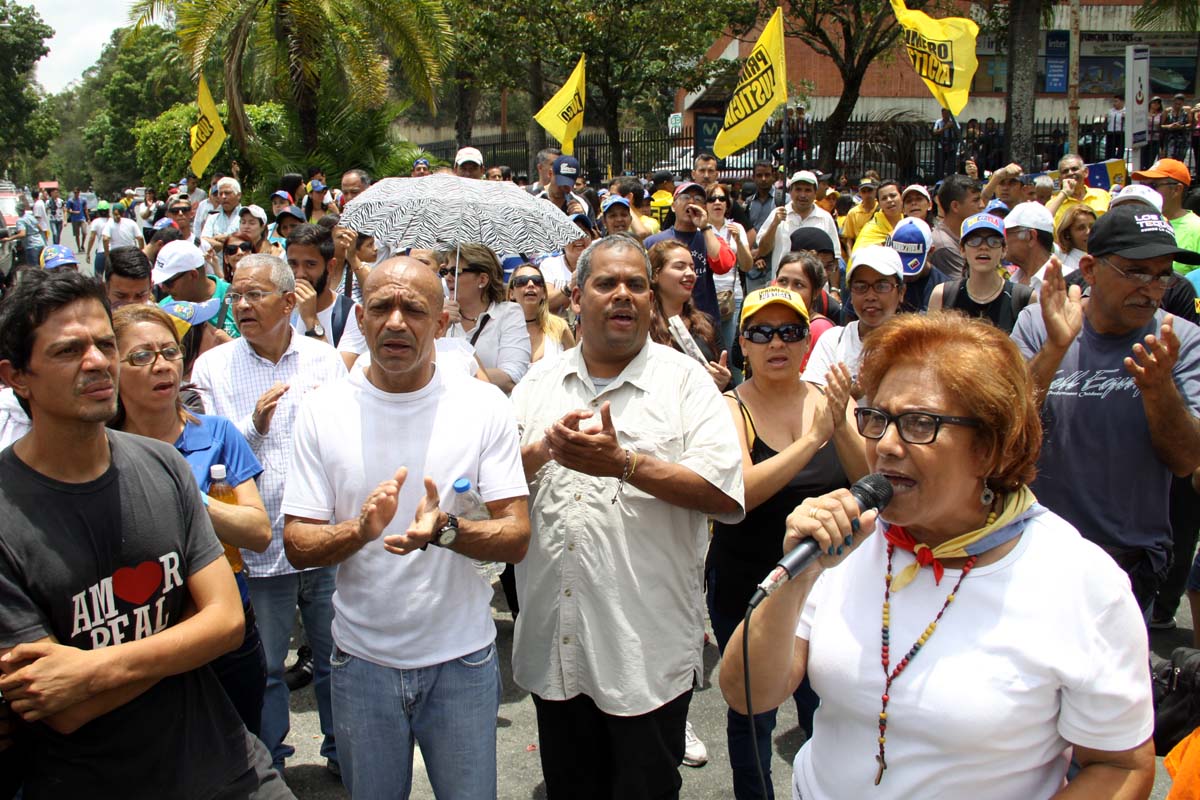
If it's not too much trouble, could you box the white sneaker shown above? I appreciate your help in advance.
[682,720,708,767]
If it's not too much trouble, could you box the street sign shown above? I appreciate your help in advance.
[668,113,683,133]
[1126,45,1149,155]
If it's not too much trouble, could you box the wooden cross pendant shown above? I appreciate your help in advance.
[874,753,887,786]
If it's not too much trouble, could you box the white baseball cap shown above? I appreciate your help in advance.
[1004,201,1055,234]
[454,147,484,166]
[1110,184,1164,213]
[846,245,904,282]
[901,184,932,203]
[152,240,206,285]
[239,204,268,225]
[787,170,818,188]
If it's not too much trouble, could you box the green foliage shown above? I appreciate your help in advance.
[133,101,290,192]
[0,0,55,171]
[1133,0,1199,31]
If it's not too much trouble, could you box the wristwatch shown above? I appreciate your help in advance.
[304,322,326,339]
[430,513,459,548]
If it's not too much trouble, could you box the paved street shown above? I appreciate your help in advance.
[280,582,1186,799]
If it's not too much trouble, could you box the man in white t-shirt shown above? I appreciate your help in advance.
[102,205,145,256]
[282,257,530,799]
[802,245,905,387]
[285,223,367,370]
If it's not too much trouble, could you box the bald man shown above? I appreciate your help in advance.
[281,257,530,799]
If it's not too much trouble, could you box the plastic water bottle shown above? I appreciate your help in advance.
[452,477,491,521]
[207,464,243,573]
[453,478,499,580]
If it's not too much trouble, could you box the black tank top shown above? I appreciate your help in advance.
[946,278,1023,334]
[707,388,849,617]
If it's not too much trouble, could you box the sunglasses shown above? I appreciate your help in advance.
[511,274,545,289]
[438,266,485,278]
[168,207,190,215]
[707,195,728,203]
[223,242,254,256]
[742,323,808,344]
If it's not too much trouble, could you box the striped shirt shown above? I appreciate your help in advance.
[190,332,347,577]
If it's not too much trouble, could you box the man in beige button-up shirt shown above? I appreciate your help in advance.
[511,235,745,800]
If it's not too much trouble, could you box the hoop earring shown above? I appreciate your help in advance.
[980,486,995,507]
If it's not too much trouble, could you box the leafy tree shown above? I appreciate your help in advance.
[774,0,936,174]
[0,0,54,172]
[132,100,290,193]
[132,0,453,154]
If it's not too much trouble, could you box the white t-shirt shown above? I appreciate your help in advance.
[291,298,367,357]
[537,254,573,291]
[0,388,31,450]
[281,366,528,669]
[32,199,47,230]
[104,218,142,249]
[801,321,864,386]
[791,507,1152,800]
[88,217,107,242]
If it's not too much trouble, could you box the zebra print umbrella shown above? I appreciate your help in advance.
[339,175,587,255]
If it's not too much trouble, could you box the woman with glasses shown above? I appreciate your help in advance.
[801,246,905,390]
[707,287,864,799]
[508,263,574,363]
[649,239,731,389]
[444,242,531,393]
[708,185,754,351]
[720,312,1154,799]
[110,304,273,737]
[221,233,255,283]
[927,213,1034,334]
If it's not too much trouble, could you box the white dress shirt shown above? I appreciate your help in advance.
[190,332,347,577]
[446,301,531,385]
[511,341,745,716]
[769,205,842,276]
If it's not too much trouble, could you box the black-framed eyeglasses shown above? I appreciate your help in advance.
[228,289,285,305]
[849,279,898,295]
[962,234,1004,249]
[742,323,808,344]
[121,345,183,367]
[224,242,254,256]
[1097,256,1179,288]
[854,407,980,445]
[511,274,545,289]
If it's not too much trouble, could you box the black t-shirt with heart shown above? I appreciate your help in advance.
[0,430,255,798]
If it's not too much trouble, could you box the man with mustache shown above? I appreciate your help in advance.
[285,223,367,370]
[282,257,530,799]
[0,269,291,798]
[1013,203,1200,616]
[190,254,347,777]
[511,235,744,798]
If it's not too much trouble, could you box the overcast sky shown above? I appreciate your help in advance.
[32,0,133,94]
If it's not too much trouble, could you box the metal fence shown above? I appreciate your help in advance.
[418,117,1121,185]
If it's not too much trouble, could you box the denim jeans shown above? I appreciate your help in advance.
[48,221,62,245]
[248,568,337,769]
[331,641,501,799]
[708,567,819,800]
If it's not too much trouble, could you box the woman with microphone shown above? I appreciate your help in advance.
[719,313,1154,799]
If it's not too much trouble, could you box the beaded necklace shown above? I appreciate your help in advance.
[874,545,977,785]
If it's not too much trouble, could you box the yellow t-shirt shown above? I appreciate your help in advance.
[1052,187,1111,229]
[637,212,661,236]
[840,203,875,244]
[850,211,898,254]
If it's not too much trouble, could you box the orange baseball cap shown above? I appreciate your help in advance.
[1131,158,1191,187]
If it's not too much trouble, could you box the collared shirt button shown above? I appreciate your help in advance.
[564,588,572,597]
[574,493,581,501]
[562,636,570,644]
[567,542,575,551]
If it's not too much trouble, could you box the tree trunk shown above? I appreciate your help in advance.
[527,56,547,179]
[454,66,480,147]
[1005,0,1041,169]
[296,79,319,154]
[818,72,866,176]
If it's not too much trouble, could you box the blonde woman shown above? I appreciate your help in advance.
[508,263,574,363]
[1054,205,1096,275]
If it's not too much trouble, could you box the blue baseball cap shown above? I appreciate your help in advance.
[154,217,179,231]
[159,297,221,327]
[308,179,328,193]
[271,189,293,203]
[886,217,932,277]
[984,198,1009,217]
[40,245,79,270]
[602,196,631,214]
[959,213,1006,242]
[413,157,430,168]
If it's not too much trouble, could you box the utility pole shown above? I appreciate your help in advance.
[1068,0,1080,153]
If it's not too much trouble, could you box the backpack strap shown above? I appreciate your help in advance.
[331,295,352,347]
[942,278,962,309]
[1012,282,1034,315]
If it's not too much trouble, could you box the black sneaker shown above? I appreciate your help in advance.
[1149,606,1177,631]
[284,645,314,691]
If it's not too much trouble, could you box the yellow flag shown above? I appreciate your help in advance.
[890,0,979,116]
[534,55,586,156]
[189,76,227,178]
[713,8,787,159]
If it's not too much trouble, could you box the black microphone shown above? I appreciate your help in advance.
[747,473,893,608]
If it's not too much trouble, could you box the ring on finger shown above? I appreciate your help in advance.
[808,507,822,519]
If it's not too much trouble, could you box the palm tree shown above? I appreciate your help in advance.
[132,0,452,154]
[1133,0,1199,102]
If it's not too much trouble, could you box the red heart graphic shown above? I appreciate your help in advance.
[111,561,164,605]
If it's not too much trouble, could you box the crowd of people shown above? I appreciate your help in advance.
[1,141,1200,800]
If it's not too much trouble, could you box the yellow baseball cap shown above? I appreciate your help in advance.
[739,286,809,328]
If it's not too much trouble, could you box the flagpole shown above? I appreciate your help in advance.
[780,0,790,177]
